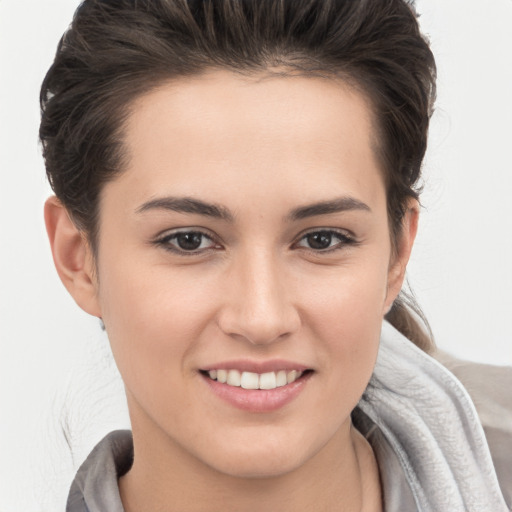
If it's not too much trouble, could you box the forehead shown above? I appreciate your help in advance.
[107,69,385,213]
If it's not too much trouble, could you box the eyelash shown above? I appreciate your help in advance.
[154,229,220,256]
[293,229,357,254]
[153,229,357,255]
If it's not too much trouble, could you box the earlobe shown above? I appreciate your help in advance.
[384,199,420,312]
[44,196,102,317]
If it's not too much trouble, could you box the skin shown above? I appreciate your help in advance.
[45,70,418,512]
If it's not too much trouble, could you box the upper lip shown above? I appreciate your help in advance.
[200,359,311,373]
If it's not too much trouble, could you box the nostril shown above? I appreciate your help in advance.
[216,314,300,346]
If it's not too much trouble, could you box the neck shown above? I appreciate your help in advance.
[119,418,382,512]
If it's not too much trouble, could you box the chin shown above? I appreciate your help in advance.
[194,429,325,480]
[210,452,307,480]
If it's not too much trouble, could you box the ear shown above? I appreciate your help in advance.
[44,196,102,317]
[384,199,419,313]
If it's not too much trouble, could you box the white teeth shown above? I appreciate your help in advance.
[227,369,241,387]
[207,368,306,389]
[276,370,287,387]
[259,372,277,390]
[287,370,297,384]
[241,371,259,390]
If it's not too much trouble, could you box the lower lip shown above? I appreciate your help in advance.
[201,372,312,413]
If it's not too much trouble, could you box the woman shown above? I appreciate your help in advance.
[40,0,510,510]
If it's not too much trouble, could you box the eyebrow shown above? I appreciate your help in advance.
[136,196,234,221]
[287,197,371,221]
[135,195,370,222]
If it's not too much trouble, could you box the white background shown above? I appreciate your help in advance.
[1,0,511,510]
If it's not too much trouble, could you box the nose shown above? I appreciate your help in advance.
[217,249,301,345]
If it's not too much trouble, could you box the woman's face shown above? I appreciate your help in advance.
[89,70,410,477]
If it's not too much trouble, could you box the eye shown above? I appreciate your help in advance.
[156,230,219,254]
[295,230,355,252]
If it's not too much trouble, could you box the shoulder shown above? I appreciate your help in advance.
[434,350,512,507]
[67,430,133,512]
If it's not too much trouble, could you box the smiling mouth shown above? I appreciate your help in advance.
[200,369,312,390]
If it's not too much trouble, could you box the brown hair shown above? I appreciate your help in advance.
[40,0,436,351]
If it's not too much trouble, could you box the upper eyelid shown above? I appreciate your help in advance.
[155,227,217,241]
[294,227,355,241]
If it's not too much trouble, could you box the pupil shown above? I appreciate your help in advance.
[307,232,332,249]
[177,232,202,250]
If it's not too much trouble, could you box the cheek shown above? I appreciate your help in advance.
[302,252,389,337]
[96,255,217,396]
[300,260,388,399]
